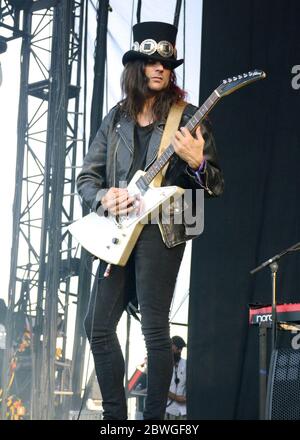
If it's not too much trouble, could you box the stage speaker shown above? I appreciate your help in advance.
[266,345,300,420]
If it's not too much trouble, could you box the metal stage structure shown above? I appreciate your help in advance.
[0,0,94,420]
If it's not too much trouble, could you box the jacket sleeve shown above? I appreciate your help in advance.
[185,118,224,197]
[76,108,116,211]
[166,105,224,197]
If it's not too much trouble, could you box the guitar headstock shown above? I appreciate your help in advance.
[217,69,266,97]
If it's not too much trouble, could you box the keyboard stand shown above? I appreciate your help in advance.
[258,322,269,420]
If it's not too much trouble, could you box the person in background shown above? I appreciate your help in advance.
[165,335,187,420]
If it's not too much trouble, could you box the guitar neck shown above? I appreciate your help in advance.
[142,90,220,186]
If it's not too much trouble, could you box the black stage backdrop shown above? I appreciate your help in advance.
[188,0,300,419]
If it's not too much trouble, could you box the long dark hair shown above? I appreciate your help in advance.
[120,60,186,122]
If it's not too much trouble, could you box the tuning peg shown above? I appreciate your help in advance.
[233,76,237,81]
[227,77,232,82]
[248,71,253,76]
[243,73,248,78]
[238,74,243,79]
[222,79,228,84]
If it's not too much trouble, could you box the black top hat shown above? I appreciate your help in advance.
[171,335,186,349]
[122,21,184,69]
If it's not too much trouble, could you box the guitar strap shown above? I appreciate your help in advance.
[152,100,187,187]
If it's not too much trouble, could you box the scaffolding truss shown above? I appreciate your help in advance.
[0,0,89,420]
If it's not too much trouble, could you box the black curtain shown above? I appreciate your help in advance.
[188,0,300,419]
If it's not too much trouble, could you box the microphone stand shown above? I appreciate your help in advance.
[250,241,300,419]
[251,240,300,349]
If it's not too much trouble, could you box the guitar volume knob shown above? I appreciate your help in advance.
[112,237,120,244]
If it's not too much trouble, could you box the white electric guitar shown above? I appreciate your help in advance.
[68,69,266,265]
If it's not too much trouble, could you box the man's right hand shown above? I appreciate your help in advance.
[101,187,136,216]
[168,391,186,404]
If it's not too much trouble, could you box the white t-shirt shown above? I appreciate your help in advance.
[166,358,187,416]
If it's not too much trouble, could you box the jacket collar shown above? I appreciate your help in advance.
[118,112,167,169]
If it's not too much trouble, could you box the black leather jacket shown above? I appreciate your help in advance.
[76,102,224,248]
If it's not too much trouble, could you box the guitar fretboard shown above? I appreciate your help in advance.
[140,90,220,187]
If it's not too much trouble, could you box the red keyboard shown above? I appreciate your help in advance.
[249,303,300,325]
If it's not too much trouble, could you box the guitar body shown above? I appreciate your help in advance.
[68,170,184,266]
[69,69,266,266]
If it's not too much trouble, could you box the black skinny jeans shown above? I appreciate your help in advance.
[84,224,185,420]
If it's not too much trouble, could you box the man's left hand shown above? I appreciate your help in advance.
[172,126,204,170]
